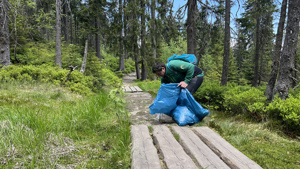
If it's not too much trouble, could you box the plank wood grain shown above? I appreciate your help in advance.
[124,86,131,92]
[152,125,198,169]
[172,126,230,169]
[130,86,137,92]
[193,127,263,169]
[131,125,161,169]
[134,86,143,92]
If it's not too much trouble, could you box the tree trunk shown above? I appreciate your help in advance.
[274,0,300,100]
[151,0,156,59]
[0,0,11,66]
[80,40,88,73]
[187,0,197,54]
[95,17,101,62]
[135,45,141,79]
[63,0,69,44]
[252,15,260,87]
[140,0,147,80]
[118,0,125,71]
[220,0,231,86]
[56,0,62,68]
[265,0,287,100]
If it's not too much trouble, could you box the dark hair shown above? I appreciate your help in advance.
[152,62,165,73]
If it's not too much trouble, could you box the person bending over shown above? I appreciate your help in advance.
[152,60,204,95]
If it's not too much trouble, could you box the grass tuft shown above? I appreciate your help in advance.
[0,81,131,168]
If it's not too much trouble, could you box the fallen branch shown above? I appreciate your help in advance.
[65,65,78,83]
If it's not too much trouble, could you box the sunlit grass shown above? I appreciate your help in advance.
[0,81,131,168]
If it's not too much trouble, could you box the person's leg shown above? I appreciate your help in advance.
[186,76,204,95]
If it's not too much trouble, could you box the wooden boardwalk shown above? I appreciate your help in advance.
[122,86,143,92]
[123,74,262,169]
[131,125,263,169]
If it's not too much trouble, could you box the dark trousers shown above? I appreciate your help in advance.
[186,76,204,95]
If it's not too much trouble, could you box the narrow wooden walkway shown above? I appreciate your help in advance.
[123,73,262,169]
[131,125,263,169]
[122,86,143,92]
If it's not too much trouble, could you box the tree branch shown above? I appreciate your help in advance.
[65,65,78,83]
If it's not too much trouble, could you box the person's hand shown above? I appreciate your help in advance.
[177,81,188,88]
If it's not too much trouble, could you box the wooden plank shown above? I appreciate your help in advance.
[172,126,230,169]
[131,125,161,169]
[130,86,137,92]
[125,86,131,92]
[134,86,143,92]
[193,127,263,169]
[152,125,198,169]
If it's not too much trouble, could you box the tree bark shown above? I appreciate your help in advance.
[95,16,101,62]
[252,14,260,87]
[274,0,300,100]
[80,40,88,73]
[187,0,197,55]
[140,0,147,80]
[221,0,231,86]
[151,0,156,59]
[56,0,62,68]
[118,0,125,71]
[0,0,11,66]
[63,0,69,44]
[265,0,287,100]
[135,44,141,79]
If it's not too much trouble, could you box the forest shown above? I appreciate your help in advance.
[0,0,300,168]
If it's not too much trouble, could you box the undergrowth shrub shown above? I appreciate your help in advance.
[223,86,267,120]
[193,81,226,110]
[266,95,300,131]
[0,65,96,95]
[103,56,135,74]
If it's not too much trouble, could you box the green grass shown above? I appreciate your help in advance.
[193,110,300,169]
[136,80,161,97]
[0,81,131,168]
[138,80,300,169]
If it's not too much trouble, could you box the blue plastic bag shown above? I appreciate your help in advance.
[149,83,181,116]
[149,83,210,126]
[171,106,200,126]
[177,89,210,121]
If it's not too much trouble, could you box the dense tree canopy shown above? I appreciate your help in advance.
[2,0,300,98]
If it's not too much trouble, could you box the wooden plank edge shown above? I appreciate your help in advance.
[192,128,240,169]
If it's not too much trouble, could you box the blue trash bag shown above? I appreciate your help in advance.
[171,106,200,126]
[177,88,210,121]
[149,83,181,116]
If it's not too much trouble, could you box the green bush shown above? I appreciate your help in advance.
[123,59,135,74]
[103,56,119,72]
[223,86,267,120]
[0,65,95,95]
[115,71,124,78]
[193,81,226,110]
[266,95,300,131]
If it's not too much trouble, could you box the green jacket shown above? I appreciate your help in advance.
[161,60,195,84]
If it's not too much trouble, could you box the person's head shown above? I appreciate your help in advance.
[152,62,166,77]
